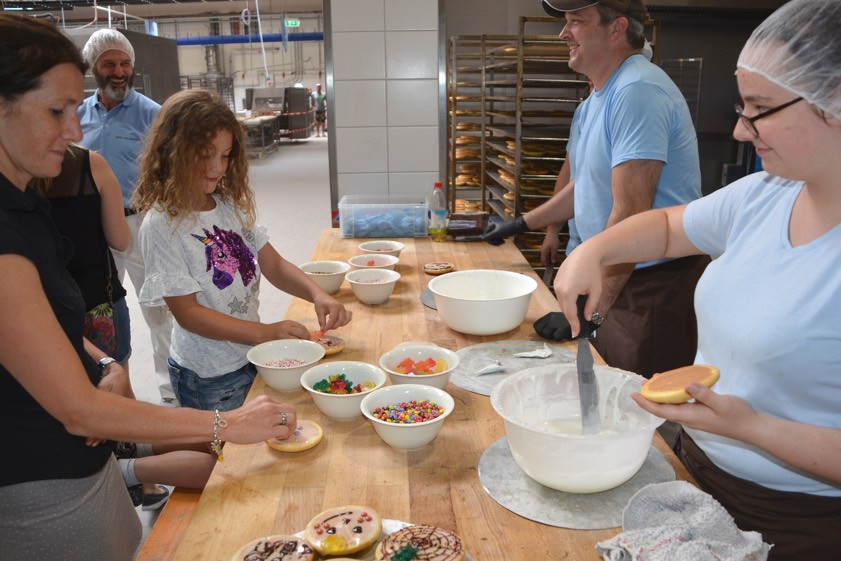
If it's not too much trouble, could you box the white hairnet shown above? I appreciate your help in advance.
[82,28,135,68]
[737,0,841,119]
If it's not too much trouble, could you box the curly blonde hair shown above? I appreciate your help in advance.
[133,89,256,226]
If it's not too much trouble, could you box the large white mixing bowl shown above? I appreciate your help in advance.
[427,269,537,336]
[491,364,664,493]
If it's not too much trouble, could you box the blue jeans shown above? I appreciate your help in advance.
[112,297,132,364]
[167,358,256,411]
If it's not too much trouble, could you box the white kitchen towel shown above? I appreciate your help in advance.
[596,480,772,561]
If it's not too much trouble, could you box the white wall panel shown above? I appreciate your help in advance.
[385,0,438,31]
[335,127,389,173]
[387,126,438,172]
[332,32,386,80]
[331,0,385,32]
[385,31,438,79]
[334,80,387,127]
[386,79,438,126]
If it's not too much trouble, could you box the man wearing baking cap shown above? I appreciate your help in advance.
[78,29,175,405]
[485,0,707,384]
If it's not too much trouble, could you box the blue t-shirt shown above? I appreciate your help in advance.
[77,88,160,206]
[684,172,841,496]
[567,54,701,264]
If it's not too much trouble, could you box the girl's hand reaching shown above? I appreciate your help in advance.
[265,319,311,341]
[313,293,352,332]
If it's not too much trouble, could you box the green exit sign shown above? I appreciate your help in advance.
[285,18,301,27]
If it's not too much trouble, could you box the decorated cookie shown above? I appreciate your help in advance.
[304,505,382,556]
[375,525,465,561]
[311,333,347,356]
[231,535,314,561]
[266,420,323,453]
[422,262,455,276]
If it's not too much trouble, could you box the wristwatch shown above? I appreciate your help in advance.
[98,357,118,375]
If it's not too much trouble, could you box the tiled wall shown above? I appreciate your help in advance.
[328,0,440,201]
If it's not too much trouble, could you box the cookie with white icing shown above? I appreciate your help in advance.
[304,505,382,556]
[231,535,314,561]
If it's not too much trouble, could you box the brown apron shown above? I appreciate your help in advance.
[678,430,841,560]
[592,254,709,378]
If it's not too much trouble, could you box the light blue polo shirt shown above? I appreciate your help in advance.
[77,88,160,206]
[567,54,701,266]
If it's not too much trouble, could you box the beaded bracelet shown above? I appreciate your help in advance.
[211,409,227,461]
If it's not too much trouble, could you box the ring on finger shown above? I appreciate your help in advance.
[278,412,288,426]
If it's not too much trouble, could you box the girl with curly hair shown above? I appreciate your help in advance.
[134,89,351,411]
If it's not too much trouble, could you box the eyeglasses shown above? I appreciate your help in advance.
[735,97,803,138]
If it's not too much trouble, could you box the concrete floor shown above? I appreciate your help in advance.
[127,135,331,540]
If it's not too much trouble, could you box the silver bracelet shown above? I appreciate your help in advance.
[211,409,227,461]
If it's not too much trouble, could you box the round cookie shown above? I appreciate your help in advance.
[375,525,465,561]
[640,364,720,404]
[312,334,346,356]
[266,420,323,453]
[423,262,455,276]
[304,506,382,556]
[231,535,314,561]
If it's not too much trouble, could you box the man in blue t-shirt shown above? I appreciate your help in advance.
[78,29,175,404]
[484,0,708,379]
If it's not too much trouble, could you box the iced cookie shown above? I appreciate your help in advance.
[231,535,314,561]
[266,420,323,453]
[311,332,347,356]
[375,525,465,561]
[422,262,454,276]
[304,505,382,556]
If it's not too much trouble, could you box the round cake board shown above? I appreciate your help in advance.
[478,437,675,529]
[420,288,437,310]
[449,340,576,396]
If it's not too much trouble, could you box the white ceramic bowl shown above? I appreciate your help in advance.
[300,361,388,420]
[247,339,326,392]
[348,253,399,271]
[299,260,351,294]
[345,268,401,305]
[378,344,460,389]
[427,269,537,336]
[491,364,664,494]
[361,384,455,450]
[357,240,405,257]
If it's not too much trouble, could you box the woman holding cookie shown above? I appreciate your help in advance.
[554,1,841,557]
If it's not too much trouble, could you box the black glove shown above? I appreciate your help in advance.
[482,215,528,245]
[534,296,601,341]
[533,312,573,341]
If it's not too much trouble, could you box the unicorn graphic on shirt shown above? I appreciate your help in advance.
[192,225,257,289]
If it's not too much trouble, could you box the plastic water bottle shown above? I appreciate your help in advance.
[429,181,448,242]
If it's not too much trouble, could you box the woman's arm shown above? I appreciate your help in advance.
[0,254,295,445]
[633,384,841,486]
[89,151,130,252]
[257,242,352,332]
[553,204,701,335]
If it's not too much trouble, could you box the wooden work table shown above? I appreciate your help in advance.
[138,229,694,561]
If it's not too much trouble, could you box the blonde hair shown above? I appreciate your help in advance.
[133,89,256,226]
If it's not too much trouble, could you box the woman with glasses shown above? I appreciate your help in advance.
[552,0,841,558]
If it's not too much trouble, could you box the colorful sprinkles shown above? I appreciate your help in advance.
[371,399,444,424]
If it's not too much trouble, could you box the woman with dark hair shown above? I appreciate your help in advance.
[0,15,298,560]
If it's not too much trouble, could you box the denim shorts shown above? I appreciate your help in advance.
[112,297,132,364]
[167,358,257,412]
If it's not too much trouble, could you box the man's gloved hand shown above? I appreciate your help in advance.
[533,312,573,341]
[482,215,528,245]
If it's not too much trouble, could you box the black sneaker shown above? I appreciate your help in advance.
[127,484,143,507]
[141,485,171,511]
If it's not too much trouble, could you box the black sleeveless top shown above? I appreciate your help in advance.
[0,171,112,486]
[46,145,126,309]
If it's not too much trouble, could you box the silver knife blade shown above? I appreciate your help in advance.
[542,265,553,286]
[577,338,601,435]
